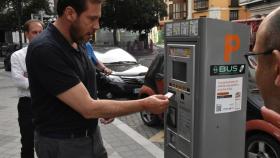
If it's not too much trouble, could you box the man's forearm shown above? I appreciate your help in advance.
[87,99,145,119]
[57,82,167,119]
[57,82,144,119]
[12,74,29,90]
[96,62,105,71]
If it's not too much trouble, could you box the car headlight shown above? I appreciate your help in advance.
[108,75,124,83]
[138,79,144,84]
[136,77,145,84]
[138,72,146,76]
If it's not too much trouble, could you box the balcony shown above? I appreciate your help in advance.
[194,0,209,11]
[239,0,263,6]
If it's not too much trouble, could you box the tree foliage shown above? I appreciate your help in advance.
[101,0,167,34]
[0,0,51,30]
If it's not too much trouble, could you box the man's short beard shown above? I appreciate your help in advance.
[70,23,82,43]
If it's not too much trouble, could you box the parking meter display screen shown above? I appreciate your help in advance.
[173,61,187,82]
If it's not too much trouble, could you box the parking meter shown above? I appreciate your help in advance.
[164,18,250,158]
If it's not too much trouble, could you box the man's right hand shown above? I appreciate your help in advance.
[142,95,169,114]
[103,67,112,75]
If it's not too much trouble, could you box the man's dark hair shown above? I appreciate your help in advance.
[23,19,44,32]
[56,0,102,17]
[263,9,280,51]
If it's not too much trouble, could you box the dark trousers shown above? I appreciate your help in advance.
[18,97,34,158]
[35,126,108,158]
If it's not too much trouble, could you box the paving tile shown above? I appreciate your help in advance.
[101,123,157,158]
[0,134,17,147]
[119,113,164,150]
[0,106,7,110]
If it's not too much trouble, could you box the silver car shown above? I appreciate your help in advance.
[94,47,148,99]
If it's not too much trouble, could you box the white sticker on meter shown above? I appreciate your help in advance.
[215,77,243,114]
[165,92,174,99]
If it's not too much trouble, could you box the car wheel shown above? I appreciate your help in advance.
[246,133,280,158]
[140,111,160,126]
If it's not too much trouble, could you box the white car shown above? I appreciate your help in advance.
[94,47,148,99]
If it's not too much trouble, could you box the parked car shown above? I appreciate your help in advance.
[246,91,280,158]
[138,53,164,126]
[94,47,148,99]
[139,53,280,157]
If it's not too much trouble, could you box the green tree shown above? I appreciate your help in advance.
[0,0,51,30]
[101,0,167,47]
[0,0,51,46]
[100,0,123,46]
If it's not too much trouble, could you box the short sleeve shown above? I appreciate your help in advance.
[86,43,97,65]
[29,45,80,96]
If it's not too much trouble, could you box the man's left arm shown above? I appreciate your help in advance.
[11,52,29,89]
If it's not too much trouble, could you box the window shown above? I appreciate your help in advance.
[229,0,239,7]
[194,0,209,10]
[174,3,187,19]
[169,4,173,19]
[229,10,239,21]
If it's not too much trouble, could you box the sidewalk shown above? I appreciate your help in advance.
[0,70,163,158]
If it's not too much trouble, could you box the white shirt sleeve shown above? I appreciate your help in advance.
[11,51,29,90]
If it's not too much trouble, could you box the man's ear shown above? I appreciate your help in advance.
[273,50,280,87]
[64,6,77,22]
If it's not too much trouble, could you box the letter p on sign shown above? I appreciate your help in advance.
[224,34,240,62]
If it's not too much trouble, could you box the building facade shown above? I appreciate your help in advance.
[160,0,251,23]
[239,0,280,18]
[192,0,250,20]
[162,0,190,22]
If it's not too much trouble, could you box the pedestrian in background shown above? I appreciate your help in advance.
[10,19,44,158]
[72,38,112,75]
[85,40,112,75]
[247,7,280,114]
[25,0,169,158]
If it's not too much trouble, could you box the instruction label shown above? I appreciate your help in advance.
[215,77,243,114]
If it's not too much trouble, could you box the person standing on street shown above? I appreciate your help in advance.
[72,35,112,75]
[10,19,44,158]
[85,41,112,75]
[25,0,169,158]
[246,7,280,114]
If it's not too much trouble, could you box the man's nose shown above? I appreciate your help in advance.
[93,22,100,31]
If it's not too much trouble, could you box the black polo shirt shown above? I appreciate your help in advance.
[26,23,98,133]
